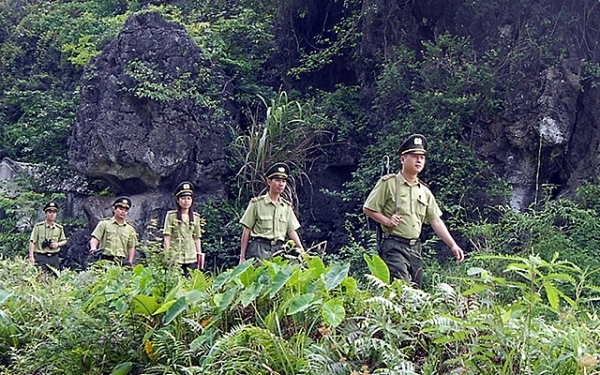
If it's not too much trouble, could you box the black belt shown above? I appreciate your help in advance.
[252,237,284,246]
[387,236,420,246]
[37,252,58,256]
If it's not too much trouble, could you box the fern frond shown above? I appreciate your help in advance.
[364,274,390,290]
[422,315,460,332]
[364,296,403,316]
[200,324,302,374]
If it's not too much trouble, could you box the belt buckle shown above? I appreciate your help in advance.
[271,239,278,245]
[409,239,417,246]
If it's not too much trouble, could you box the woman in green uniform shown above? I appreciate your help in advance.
[163,181,204,276]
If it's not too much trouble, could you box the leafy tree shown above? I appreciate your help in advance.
[1,90,75,163]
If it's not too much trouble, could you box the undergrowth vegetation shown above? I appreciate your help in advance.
[0,244,599,374]
[1,180,600,374]
[3,1,600,373]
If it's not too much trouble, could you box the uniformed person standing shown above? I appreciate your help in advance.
[239,162,303,263]
[28,201,68,271]
[163,181,204,276]
[363,134,464,287]
[89,197,137,266]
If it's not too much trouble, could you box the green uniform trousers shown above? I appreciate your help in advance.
[247,238,283,262]
[35,252,61,272]
[380,237,423,288]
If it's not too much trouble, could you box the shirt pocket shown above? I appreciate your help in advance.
[415,196,428,220]
[257,214,274,232]
[104,227,119,244]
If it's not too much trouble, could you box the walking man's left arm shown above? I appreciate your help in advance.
[429,217,465,263]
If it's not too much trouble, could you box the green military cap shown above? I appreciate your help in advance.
[44,201,59,212]
[266,162,290,180]
[175,181,194,197]
[398,134,428,155]
[113,197,132,209]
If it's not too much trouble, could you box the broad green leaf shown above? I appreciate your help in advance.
[212,270,232,291]
[322,299,345,327]
[215,286,238,313]
[154,299,176,316]
[163,285,181,304]
[341,276,358,295]
[238,263,257,287]
[0,291,12,305]
[185,290,204,304]
[114,299,128,315]
[306,256,327,277]
[287,293,316,315]
[466,267,488,276]
[164,297,187,324]
[131,294,159,315]
[505,263,529,271]
[240,283,262,307]
[190,271,208,291]
[461,284,489,296]
[364,254,390,284]
[269,267,294,298]
[543,280,560,312]
[287,267,309,289]
[111,362,133,375]
[322,262,349,291]
[556,289,578,310]
[230,259,255,281]
[545,273,576,283]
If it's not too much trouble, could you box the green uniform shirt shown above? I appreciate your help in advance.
[91,217,137,258]
[364,173,442,239]
[29,221,67,254]
[163,210,203,264]
[240,194,301,241]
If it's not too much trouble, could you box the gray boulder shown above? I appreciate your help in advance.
[68,11,235,196]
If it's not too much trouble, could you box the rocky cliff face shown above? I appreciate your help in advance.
[68,12,234,197]
[62,3,600,263]
[350,0,600,210]
[479,63,587,209]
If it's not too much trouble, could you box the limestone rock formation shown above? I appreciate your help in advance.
[501,63,582,209]
[68,12,235,197]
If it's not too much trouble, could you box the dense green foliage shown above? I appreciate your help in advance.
[0,247,599,374]
[3,0,600,371]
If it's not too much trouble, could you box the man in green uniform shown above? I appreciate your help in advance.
[89,197,137,266]
[363,134,464,287]
[239,162,304,263]
[28,201,68,271]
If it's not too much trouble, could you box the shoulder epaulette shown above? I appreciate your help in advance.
[281,197,292,206]
[418,178,430,189]
[251,195,264,203]
[193,212,202,218]
[126,221,136,229]
[35,221,44,227]
[54,223,64,229]
[167,210,176,214]
[382,173,396,181]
